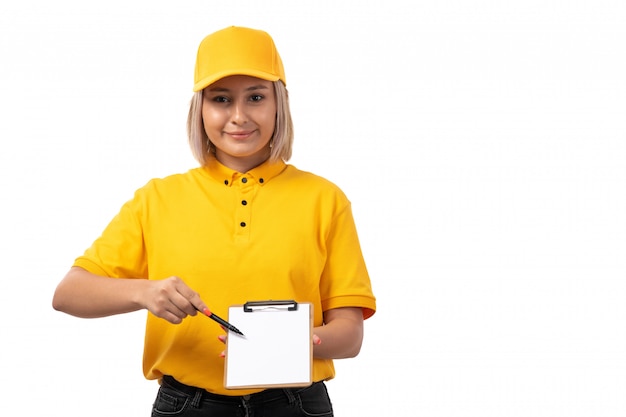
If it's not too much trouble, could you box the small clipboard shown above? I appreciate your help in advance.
[224,300,313,389]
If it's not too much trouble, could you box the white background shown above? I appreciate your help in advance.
[1,1,625,416]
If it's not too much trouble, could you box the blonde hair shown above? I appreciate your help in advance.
[187,81,294,167]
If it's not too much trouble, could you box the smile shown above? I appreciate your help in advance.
[225,130,256,140]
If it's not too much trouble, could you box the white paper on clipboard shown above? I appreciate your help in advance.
[224,300,313,389]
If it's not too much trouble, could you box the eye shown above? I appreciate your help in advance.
[249,94,264,102]
[212,96,230,103]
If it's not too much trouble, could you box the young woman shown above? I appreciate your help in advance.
[53,26,376,416]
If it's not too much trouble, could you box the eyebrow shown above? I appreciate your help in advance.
[207,84,270,93]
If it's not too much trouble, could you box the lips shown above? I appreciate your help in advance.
[225,130,255,139]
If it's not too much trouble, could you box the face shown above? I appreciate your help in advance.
[202,75,277,172]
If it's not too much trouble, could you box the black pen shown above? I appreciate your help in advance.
[198,307,245,336]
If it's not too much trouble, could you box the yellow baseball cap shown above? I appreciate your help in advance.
[193,26,286,92]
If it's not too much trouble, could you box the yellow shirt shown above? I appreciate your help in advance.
[74,157,376,395]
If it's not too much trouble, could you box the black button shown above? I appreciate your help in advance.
[224,180,229,185]
[259,178,264,183]
[240,222,246,227]
[242,178,248,183]
[241,200,247,205]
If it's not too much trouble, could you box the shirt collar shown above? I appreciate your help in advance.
[204,155,287,187]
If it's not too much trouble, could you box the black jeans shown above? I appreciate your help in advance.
[152,375,334,417]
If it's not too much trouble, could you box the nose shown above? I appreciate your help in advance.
[230,100,248,125]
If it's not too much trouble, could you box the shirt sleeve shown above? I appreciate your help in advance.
[73,185,149,279]
[319,199,376,319]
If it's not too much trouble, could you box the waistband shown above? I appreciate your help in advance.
[161,375,312,404]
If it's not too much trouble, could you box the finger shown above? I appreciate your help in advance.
[164,292,196,318]
[150,293,188,323]
[152,308,185,325]
[312,334,322,345]
[188,292,208,315]
[179,287,210,318]
[167,279,201,316]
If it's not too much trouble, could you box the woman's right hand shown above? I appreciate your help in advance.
[53,267,206,323]
[142,276,206,324]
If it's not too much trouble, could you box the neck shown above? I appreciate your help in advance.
[214,150,271,173]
